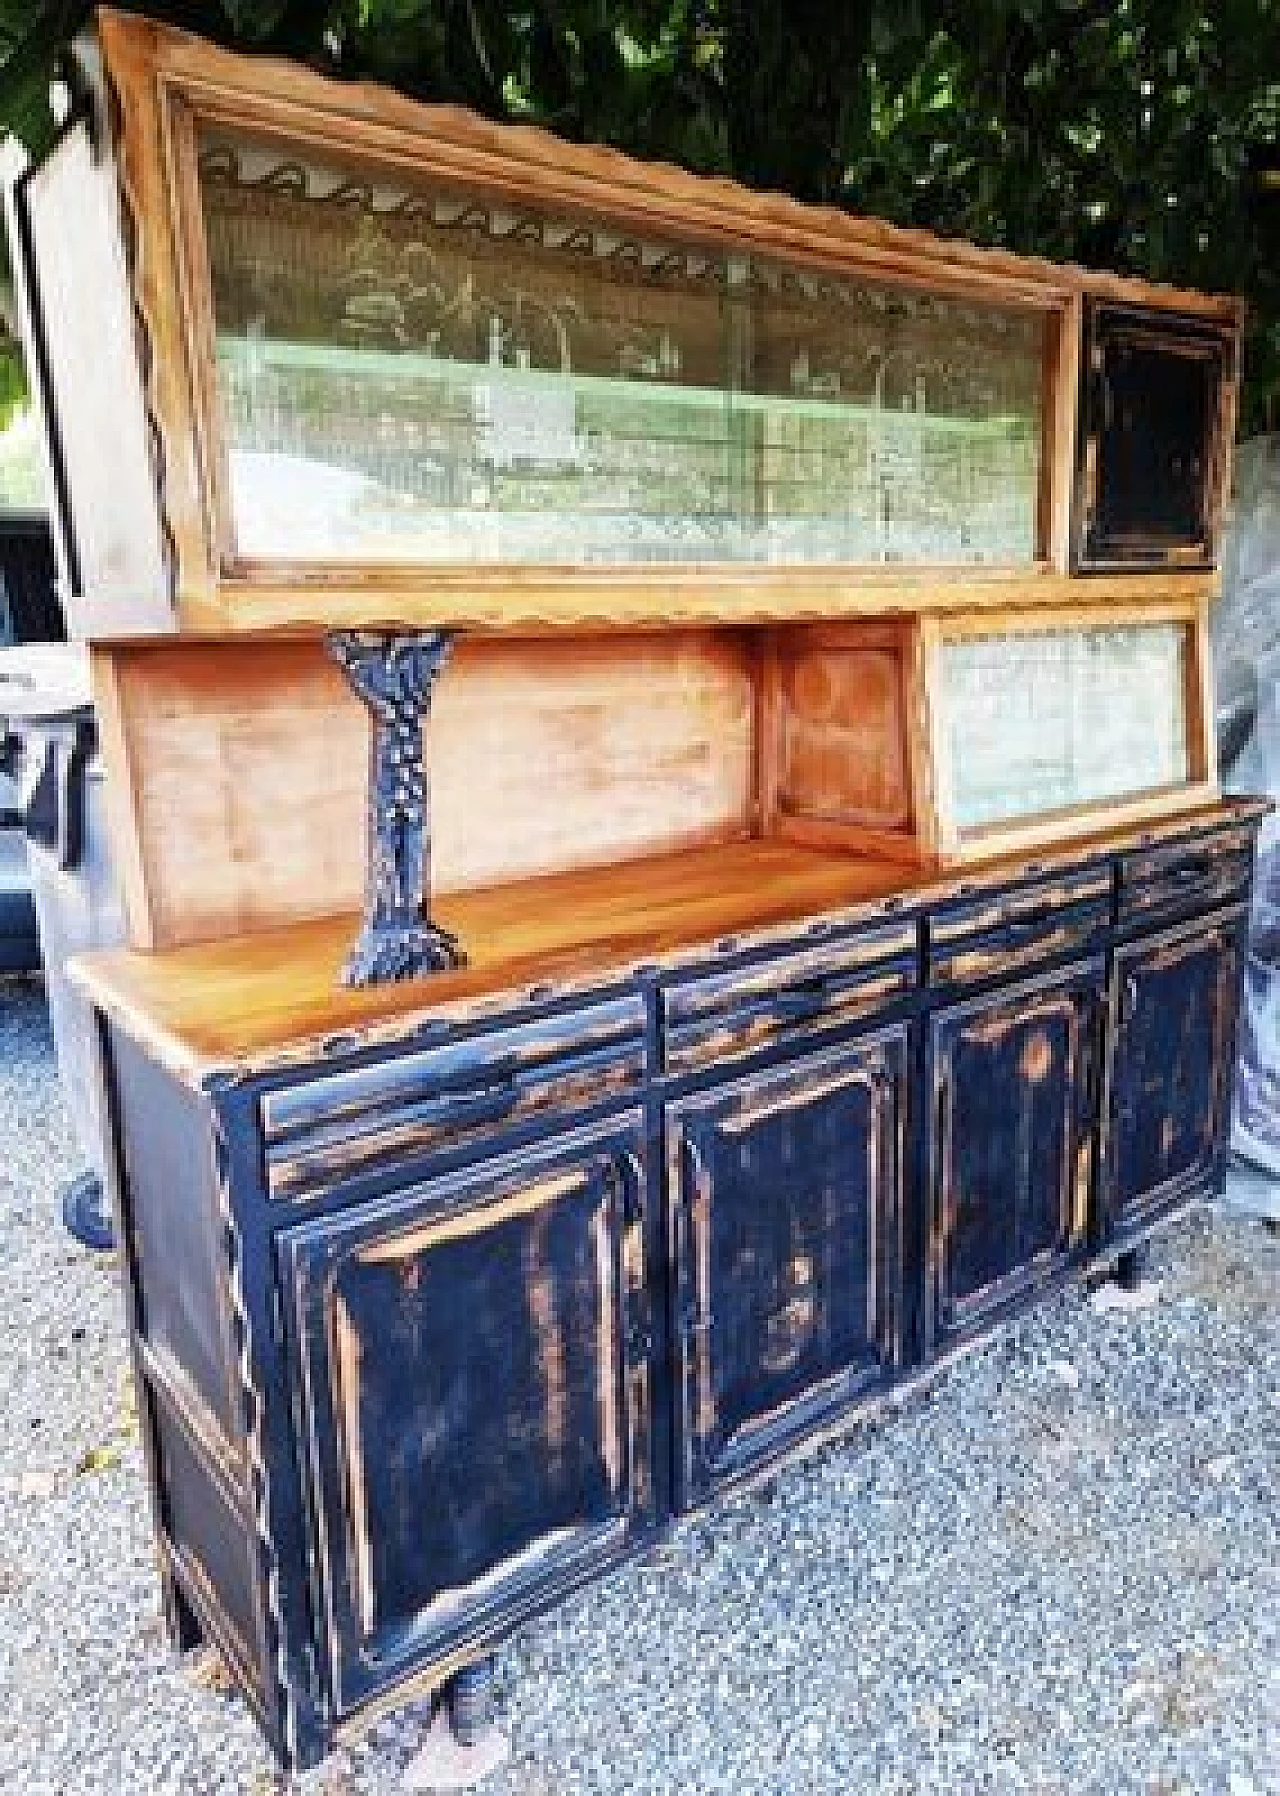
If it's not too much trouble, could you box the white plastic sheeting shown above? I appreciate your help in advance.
[1214,436,1280,1173]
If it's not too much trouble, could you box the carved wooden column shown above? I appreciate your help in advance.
[327,630,466,987]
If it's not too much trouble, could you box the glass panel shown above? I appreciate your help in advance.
[197,131,1047,566]
[940,624,1191,831]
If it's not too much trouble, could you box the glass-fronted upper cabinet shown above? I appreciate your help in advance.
[196,130,1049,568]
[935,618,1208,842]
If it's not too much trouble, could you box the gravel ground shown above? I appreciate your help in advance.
[2,972,1278,1796]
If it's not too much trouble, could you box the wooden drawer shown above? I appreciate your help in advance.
[1118,827,1254,931]
[260,994,647,1202]
[927,866,1112,991]
[661,920,917,1076]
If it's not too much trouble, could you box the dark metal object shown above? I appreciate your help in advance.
[1113,1245,1148,1291]
[22,714,92,869]
[447,1657,496,1747]
[88,804,1266,1772]
[60,1169,114,1252]
[327,631,465,987]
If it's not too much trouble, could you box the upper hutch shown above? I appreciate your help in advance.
[8,8,1263,1776]
[11,9,1243,964]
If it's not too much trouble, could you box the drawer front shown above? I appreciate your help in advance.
[1118,827,1255,931]
[661,920,917,1076]
[927,866,1112,991]
[261,994,647,1202]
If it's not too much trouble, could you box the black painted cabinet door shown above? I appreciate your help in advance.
[276,1113,652,1718]
[666,1030,908,1509]
[1105,911,1246,1242]
[1075,305,1229,568]
[925,961,1105,1353]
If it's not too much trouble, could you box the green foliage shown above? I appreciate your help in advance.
[1,0,1278,423]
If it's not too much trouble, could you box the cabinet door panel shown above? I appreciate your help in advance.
[927,962,1103,1352]
[1106,910,1245,1240]
[277,1114,650,1717]
[666,1031,907,1508]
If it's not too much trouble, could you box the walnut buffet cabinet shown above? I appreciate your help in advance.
[6,10,1266,1772]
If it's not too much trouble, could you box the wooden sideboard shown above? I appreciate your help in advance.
[76,801,1263,1766]
[6,6,1262,1773]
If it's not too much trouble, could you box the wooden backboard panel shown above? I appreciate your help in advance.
[96,630,757,948]
[775,641,912,831]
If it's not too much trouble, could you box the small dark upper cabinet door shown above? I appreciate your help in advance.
[277,1113,652,1718]
[666,1030,907,1509]
[1106,912,1246,1242]
[926,962,1104,1353]
[1076,303,1231,570]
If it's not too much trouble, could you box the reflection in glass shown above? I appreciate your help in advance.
[941,624,1192,832]
[198,132,1046,566]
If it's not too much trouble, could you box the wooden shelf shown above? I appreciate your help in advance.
[73,798,1265,1083]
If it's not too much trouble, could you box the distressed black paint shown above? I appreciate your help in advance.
[667,1030,906,1505]
[278,1116,650,1716]
[261,993,646,1204]
[1106,908,1247,1241]
[93,810,1264,1771]
[926,962,1103,1350]
[1075,304,1231,569]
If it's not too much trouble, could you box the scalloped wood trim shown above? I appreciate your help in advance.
[174,569,1221,637]
[96,8,1241,324]
[90,8,1244,638]
[95,13,210,615]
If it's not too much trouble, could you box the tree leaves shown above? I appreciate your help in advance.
[0,1,1276,422]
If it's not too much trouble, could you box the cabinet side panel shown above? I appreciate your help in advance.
[103,1024,283,1755]
[774,641,911,830]
[20,118,172,635]
[154,1401,271,1724]
[110,1027,244,1453]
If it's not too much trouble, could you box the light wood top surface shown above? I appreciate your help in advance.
[76,840,906,1081]
[73,798,1267,1086]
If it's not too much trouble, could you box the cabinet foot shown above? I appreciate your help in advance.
[402,1660,508,1791]
[447,1656,496,1747]
[1114,1245,1149,1291]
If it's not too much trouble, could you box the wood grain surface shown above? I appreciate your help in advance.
[92,631,757,948]
[72,798,1268,1082]
[86,6,1240,638]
